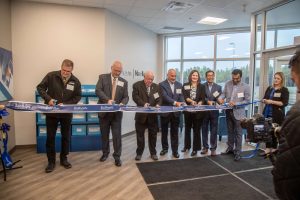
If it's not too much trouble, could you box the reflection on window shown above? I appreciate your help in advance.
[217,33,250,58]
[183,35,214,59]
[266,30,275,49]
[182,61,213,83]
[216,60,250,88]
[166,62,181,82]
[256,14,263,51]
[166,37,181,60]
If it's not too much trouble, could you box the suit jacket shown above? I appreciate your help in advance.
[220,80,251,120]
[262,86,289,125]
[204,82,222,102]
[132,80,162,124]
[182,82,206,119]
[95,73,129,118]
[159,79,184,117]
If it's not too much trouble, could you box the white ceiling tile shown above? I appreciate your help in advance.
[104,0,135,6]
[201,0,235,8]
[128,7,160,18]
[104,5,132,17]
[127,16,151,25]
[133,0,171,9]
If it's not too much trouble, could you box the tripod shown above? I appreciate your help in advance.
[0,108,22,181]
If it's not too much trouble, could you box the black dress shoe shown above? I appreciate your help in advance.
[115,159,122,167]
[60,160,72,169]
[234,154,241,161]
[45,162,55,173]
[181,148,190,152]
[151,154,158,161]
[160,149,168,156]
[135,154,142,161]
[173,152,179,158]
[100,154,108,162]
[191,151,197,156]
[221,148,234,155]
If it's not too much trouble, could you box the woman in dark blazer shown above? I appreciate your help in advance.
[261,71,289,155]
[181,70,206,156]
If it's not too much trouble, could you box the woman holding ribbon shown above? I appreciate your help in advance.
[261,72,289,156]
[181,70,206,156]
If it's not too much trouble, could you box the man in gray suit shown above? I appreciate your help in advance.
[219,69,250,161]
[201,70,222,156]
[95,61,129,167]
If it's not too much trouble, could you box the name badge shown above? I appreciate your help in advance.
[184,85,190,90]
[117,81,124,87]
[274,92,281,98]
[153,92,159,99]
[213,91,219,98]
[67,84,74,91]
[237,92,244,98]
[176,89,182,94]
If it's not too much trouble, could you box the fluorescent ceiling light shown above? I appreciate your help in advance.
[198,17,227,25]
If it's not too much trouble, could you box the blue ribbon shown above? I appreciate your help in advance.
[5,100,260,113]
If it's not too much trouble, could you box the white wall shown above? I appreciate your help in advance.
[0,0,15,151]
[104,11,158,134]
[11,1,158,144]
[12,1,105,145]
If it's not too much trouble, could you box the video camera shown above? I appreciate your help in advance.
[240,114,280,143]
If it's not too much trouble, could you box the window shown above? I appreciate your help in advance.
[166,37,181,60]
[217,33,250,58]
[182,61,213,83]
[183,35,214,59]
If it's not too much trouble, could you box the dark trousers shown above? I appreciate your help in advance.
[225,110,242,154]
[161,114,179,153]
[202,111,219,150]
[183,112,202,151]
[46,116,72,163]
[135,119,158,156]
[99,112,122,160]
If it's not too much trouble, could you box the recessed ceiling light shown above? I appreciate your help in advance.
[197,17,227,25]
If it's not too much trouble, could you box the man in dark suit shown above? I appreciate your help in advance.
[159,69,184,158]
[201,70,222,156]
[132,71,162,161]
[95,61,129,167]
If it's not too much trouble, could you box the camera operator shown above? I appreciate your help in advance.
[260,72,289,156]
[272,50,300,200]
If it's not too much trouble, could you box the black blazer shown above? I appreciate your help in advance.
[182,82,206,119]
[132,80,162,124]
[95,73,129,118]
[204,82,222,102]
[262,86,289,125]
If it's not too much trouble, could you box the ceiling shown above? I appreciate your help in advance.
[18,0,285,34]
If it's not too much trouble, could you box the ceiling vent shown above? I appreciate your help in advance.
[162,1,195,13]
[162,26,184,31]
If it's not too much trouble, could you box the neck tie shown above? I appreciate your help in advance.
[111,78,117,100]
[147,86,150,95]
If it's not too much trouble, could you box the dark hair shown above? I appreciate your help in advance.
[232,69,242,77]
[205,70,215,77]
[188,70,200,83]
[289,49,300,75]
[61,59,74,68]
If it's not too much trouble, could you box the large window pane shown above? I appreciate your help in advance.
[183,35,214,59]
[277,28,300,47]
[166,37,181,60]
[216,60,250,88]
[182,61,213,83]
[166,62,181,82]
[266,30,275,49]
[217,33,250,58]
[253,54,261,114]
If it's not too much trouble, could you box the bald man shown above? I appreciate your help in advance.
[96,61,129,167]
[132,71,162,161]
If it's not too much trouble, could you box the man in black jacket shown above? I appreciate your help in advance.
[272,50,300,199]
[37,59,81,173]
[132,71,162,161]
